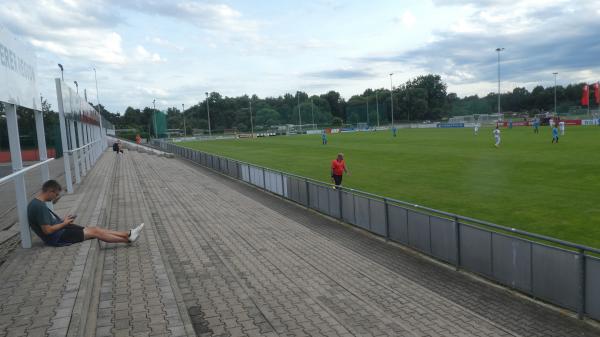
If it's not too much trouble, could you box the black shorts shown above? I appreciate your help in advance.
[57,224,85,245]
[332,174,343,186]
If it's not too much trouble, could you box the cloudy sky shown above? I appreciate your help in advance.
[2,0,600,113]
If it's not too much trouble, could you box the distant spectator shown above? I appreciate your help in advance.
[331,153,350,188]
[552,125,559,143]
[28,180,144,246]
[112,140,124,154]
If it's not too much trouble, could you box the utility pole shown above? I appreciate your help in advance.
[311,98,315,127]
[153,99,157,138]
[182,103,186,137]
[366,97,369,126]
[249,97,254,138]
[297,92,302,132]
[205,92,212,136]
[552,72,558,116]
[389,73,394,127]
[496,47,505,116]
[376,91,380,127]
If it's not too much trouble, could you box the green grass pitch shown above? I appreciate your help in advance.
[180,126,600,249]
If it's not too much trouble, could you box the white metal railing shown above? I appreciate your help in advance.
[0,158,55,186]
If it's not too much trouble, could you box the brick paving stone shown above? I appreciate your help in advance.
[4,146,599,337]
[0,152,117,337]
[129,149,600,337]
[92,155,193,337]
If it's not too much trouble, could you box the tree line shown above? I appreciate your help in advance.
[3,74,590,141]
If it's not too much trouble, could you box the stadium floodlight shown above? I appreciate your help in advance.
[496,47,505,115]
[553,72,558,115]
[389,73,394,127]
[375,91,380,127]
[93,67,100,110]
[153,99,157,138]
[58,64,64,80]
[249,98,254,138]
[297,92,302,132]
[182,103,186,137]
[205,92,212,136]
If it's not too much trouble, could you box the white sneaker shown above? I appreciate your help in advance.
[128,223,145,243]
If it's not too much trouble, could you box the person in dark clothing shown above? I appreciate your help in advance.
[28,180,144,246]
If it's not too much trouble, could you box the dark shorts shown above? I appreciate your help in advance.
[55,224,85,246]
[332,174,343,186]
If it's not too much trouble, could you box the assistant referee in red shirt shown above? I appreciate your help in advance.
[331,153,351,188]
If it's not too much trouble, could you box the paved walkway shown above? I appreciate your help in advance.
[0,148,599,336]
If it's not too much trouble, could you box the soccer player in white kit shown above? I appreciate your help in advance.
[493,126,501,147]
[474,123,480,135]
[559,121,565,135]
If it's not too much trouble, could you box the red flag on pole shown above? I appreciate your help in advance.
[594,82,600,104]
[581,84,589,106]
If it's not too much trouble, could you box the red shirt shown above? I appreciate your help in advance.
[331,159,346,176]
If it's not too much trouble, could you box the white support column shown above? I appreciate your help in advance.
[34,109,53,210]
[84,124,90,167]
[70,121,82,183]
[5,104,32,248]
[91,125,97,163]
[55,79,73,193]
[84,124,91,171]
[77,122,87,176]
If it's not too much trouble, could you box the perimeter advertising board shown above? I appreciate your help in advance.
[0,28,38,110]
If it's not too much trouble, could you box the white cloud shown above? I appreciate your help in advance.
[146,37,184,52]
[134,45,164,63]
[401,11,417,28]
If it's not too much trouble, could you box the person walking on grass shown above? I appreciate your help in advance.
[28,180,144,246]
[552,124,559,143]
[331,153,350,189]
[322,131,328,145]
[493,126,501,147]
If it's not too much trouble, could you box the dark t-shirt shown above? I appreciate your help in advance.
[27,198,60,242]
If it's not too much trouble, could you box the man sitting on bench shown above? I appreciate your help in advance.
[27,180,144,246]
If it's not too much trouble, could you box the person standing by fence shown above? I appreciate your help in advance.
[331,153,350,188]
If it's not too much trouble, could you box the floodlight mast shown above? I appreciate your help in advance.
[496,47,505,116]
[553,72,558,115]
[182,103,186,137]
[205,92,212,136]
[389,73,394,128]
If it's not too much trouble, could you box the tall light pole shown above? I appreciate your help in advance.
[389,73,394,127]
[182,103,186,137]
[93,67,100,109]
[366,96,369,126]
[58,64,64,80]
[249,97,254,138]
[311,98,315,127]
[553,72,558,115]
[205,92,212,136]
[152,99,158,138]
[496,47,505,116]
[297,92,302,132]
[375,91,380,127]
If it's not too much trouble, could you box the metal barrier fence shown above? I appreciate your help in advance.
[152,140,600,322]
